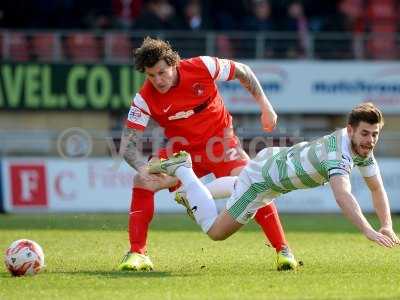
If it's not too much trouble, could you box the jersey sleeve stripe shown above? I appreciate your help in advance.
[328,167,350,173]
[228,61,236,80]
[133,93,151,115]
[217,58,233,81]
[126,105,150,129]
[328,173,348,178]
[213,57,220,80]
[126,120,146,131]
[357,156,379,177]
[199,56,217,78]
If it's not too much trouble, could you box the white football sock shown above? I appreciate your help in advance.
[206,176,237,199]
[175,166,218,232]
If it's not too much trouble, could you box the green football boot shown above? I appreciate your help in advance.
[276,246,298,271]
[118,252,154,271]
[148,151,192,176]
[175,190,195,221]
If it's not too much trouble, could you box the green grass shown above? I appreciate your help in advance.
[1,213,400,300]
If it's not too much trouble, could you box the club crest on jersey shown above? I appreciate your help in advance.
[128,107,142,121]
[192,83,205,96]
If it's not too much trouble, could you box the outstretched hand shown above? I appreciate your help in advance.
[365,228,396,248]
[379,227,400,245]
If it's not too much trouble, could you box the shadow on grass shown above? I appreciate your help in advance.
[0,213,394,233]
[54,270,175,278]
[0,214,199,232]
[0,270,180,279]
[50,270,205,279]
[0,272,12,278]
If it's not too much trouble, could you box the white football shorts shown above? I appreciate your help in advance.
[226,147,282,224]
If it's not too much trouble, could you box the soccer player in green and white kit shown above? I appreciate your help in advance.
[149,102,400,248]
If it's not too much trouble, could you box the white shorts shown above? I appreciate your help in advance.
[226,147,282,224]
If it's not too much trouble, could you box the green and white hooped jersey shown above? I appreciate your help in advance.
[259,128,379,194]
[227,128,380,223]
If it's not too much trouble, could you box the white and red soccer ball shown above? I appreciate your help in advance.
[4,239,45,276]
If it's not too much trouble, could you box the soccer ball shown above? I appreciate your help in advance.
[4,239,45,276]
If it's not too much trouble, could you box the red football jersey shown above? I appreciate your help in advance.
[126,56,236,149]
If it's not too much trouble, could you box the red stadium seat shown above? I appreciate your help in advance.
[65,33,102,62]
[7,32,30,61]
[32,33,61,62]
[104,33,132,62]
[365,0,398,59]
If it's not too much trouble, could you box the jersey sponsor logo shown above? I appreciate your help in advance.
[128,107,142,121]
[163,105,172,113]
[10,164,48,207]
[192,83,205,96]
[168,110,194,120]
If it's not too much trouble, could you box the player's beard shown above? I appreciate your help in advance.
[351,139,373,158]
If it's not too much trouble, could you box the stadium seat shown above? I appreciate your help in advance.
[7,32,30,61]
[365,0,398,59]
[32,33,61,62]
[104,33,132,62]
[65,33,102,62]
[367,32,397,60]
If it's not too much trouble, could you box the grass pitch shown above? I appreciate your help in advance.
[1,213,400,300]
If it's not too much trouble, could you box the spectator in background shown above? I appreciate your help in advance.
[112,0,143,29]
[211,0,247,30]
[181,0,205,30]
[301,0,337,32]
[241,0,276,58]
[176,0,212,57]
[323,0,365,33]
[134,0,181,30]
[242,0,275,31]
[320,0,365,59]
[284,1,309,58]
[81,0,113,29]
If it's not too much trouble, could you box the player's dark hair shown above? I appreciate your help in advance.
[348,102,384,128]
[134,37,180,72]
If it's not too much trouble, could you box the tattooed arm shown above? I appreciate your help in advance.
[233,62,277,131]
[120,126,147,171]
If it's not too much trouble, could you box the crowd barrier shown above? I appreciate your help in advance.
[1,157,399,213]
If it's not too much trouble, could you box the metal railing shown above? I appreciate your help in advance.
[1,30,399,62]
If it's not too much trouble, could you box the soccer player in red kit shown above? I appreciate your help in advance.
[118,37,298,271]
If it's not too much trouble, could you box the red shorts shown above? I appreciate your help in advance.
[156,136,248,178]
